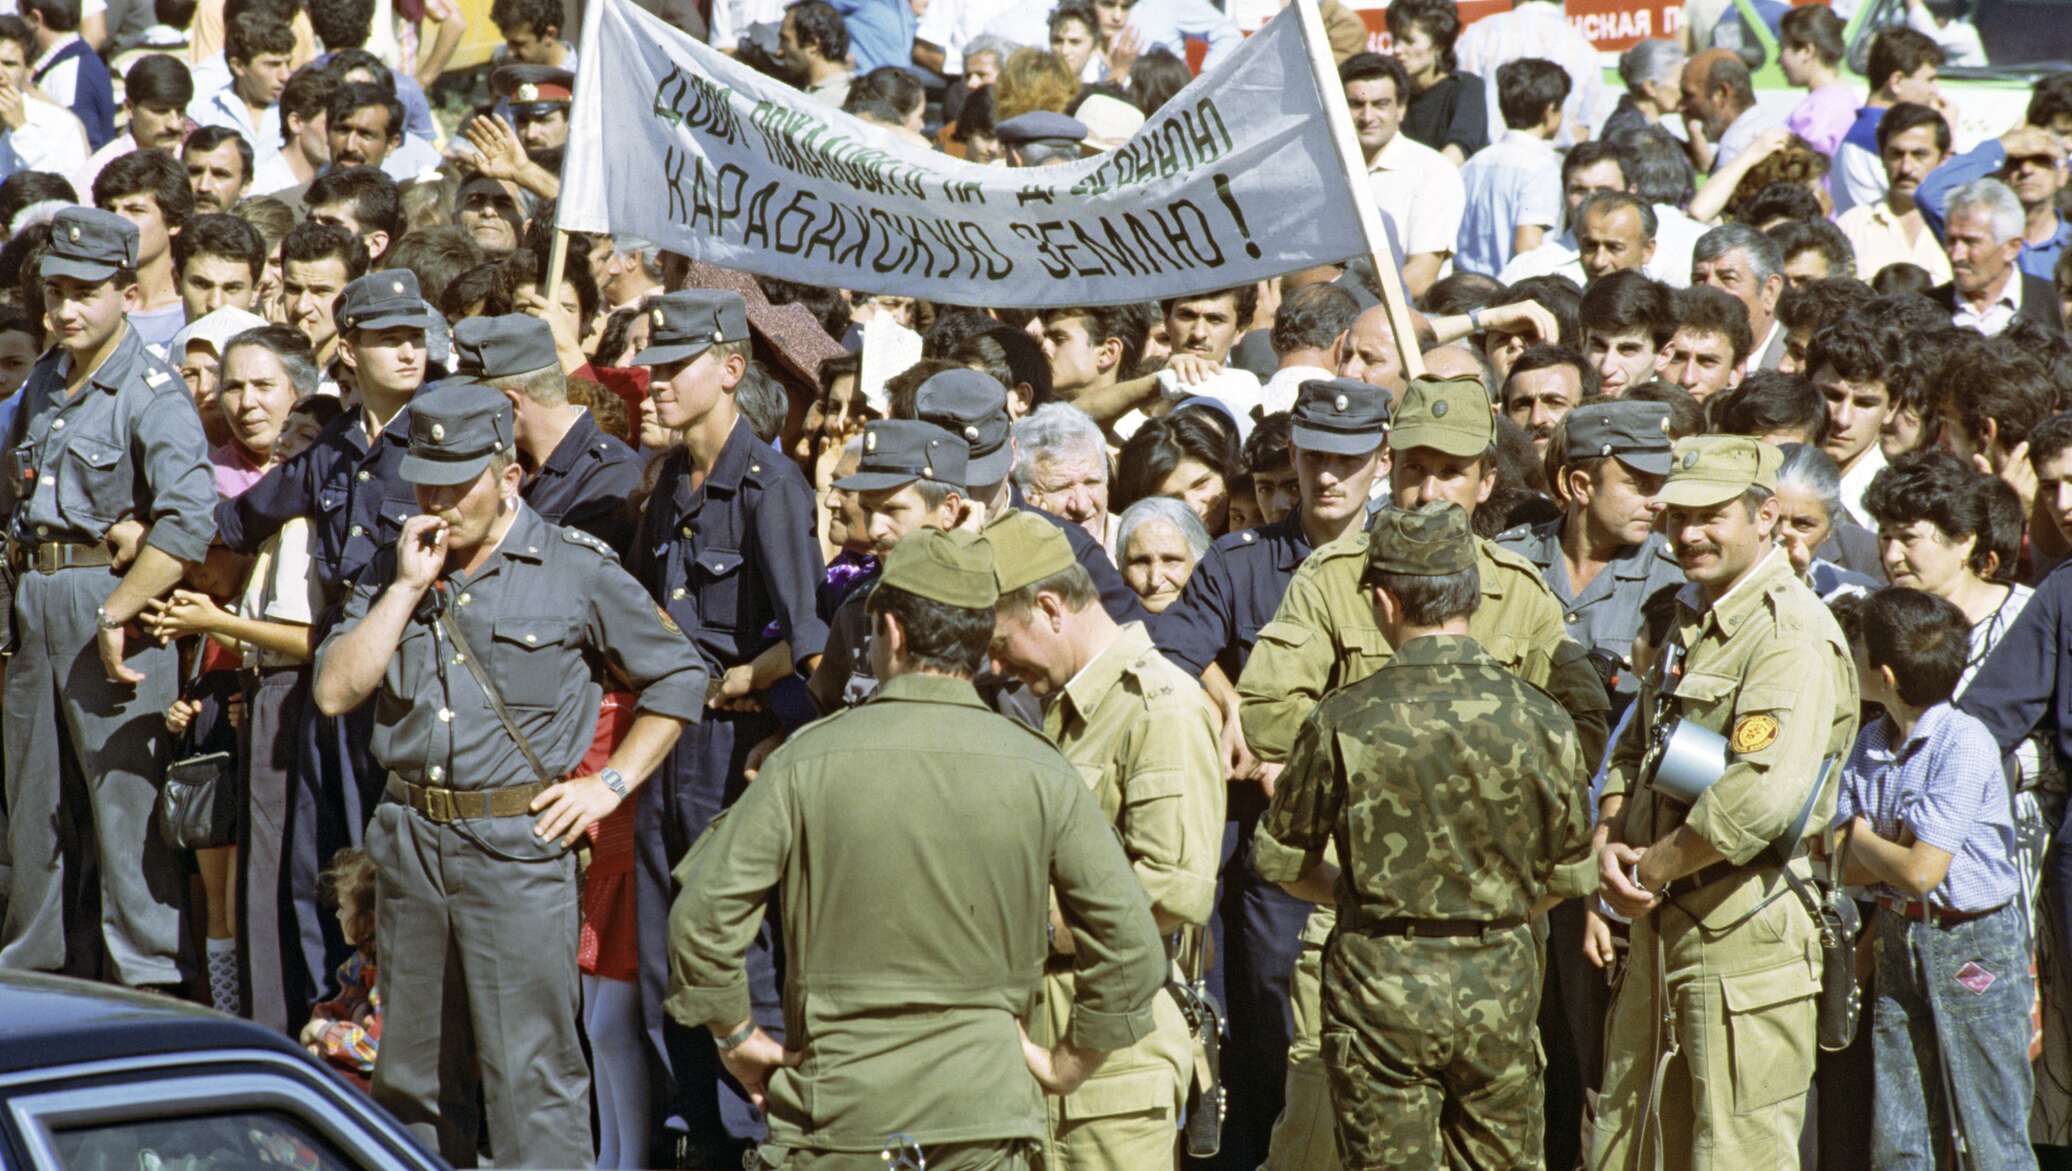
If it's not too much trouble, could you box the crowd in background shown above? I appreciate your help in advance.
[9,0,2072,1166]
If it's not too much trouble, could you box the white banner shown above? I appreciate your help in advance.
[557,0,1371,308]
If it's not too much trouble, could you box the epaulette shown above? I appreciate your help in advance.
[561,526,619,561]
[1478,536,1541,573]
[1212,527,1261,553]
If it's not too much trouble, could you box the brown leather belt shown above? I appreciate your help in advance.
[387,775,549,824]
[10,540,114,573]
[1880,898,2006,927]
[1348,915,1527,939]
[1665,859,1759,899]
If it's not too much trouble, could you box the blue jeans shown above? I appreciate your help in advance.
[1872,901,2038,1170]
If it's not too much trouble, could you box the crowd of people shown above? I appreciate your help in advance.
[6,0,2072,1168]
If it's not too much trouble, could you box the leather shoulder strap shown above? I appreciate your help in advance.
[438,608,553,784]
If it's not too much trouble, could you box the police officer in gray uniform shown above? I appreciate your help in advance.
[1496,399,1684,704]
[1,206,216,988]
[313,381,705,1169]
[807,418,968,713]
[1493,397,1681,1166]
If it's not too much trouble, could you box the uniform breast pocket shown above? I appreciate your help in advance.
[693,547,745,629]
[1673,671,1740,726]
[490,616,576,707]
[59,438,127,524]
[393,626,436,699]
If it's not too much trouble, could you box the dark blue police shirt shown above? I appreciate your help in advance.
[521,410,643,556]
[1150,516,1311,680]
[214,406,419,595]
[1960,557,2072,766]
[629,416,829,673]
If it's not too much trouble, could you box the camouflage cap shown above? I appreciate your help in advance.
[879,528,998,609]
[1387,375,1493,457]
[1365,501,1476,577]
[984,509,1076,594]
[1659,435,1782,508]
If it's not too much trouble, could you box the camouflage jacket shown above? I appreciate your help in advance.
[1252,634,1592,923]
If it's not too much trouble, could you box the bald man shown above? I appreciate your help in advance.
[1681,48,1778,174]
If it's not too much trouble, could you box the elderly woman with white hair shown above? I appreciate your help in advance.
[1013,402,1114,546]
[1772,443,1881,602]
[1115,495,1212,614]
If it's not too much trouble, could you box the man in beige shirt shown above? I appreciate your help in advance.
[1836,100,1954,284]
[987,509,1226,1170]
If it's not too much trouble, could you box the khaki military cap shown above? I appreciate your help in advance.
[985,509,1076,594]
[880,528,998,609]
[1659,435,1782,508]
[1387,376,1494,457]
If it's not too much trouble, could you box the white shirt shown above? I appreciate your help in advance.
[1258,363,1335,416]
[1365,132,1464,259]
[247,150,305,196]
[1713,103,1786,173]
[380,133,443,184]
[1454,1,1605,150]
[1833,135,1887,219]
[979,1,1051,51]
[1746,320,1783,376]
[710,0,790,52]
[1836,442,1887,527]
[72,126,135,196]
[918,0,1020,73]
[1836,199,1954,284]
[1649,204,1704,289]
[28,31,84,108]
[187,83,282,164]
[8,92,88,179]
[1498,235,1585,285]
[1953,270,2022,337]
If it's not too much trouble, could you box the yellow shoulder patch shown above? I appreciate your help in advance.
[655,605,682,636]
[1731,713,1780,754]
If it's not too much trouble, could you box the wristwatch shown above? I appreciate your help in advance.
[714,1019,757,1053]
[95,605,123,632]
[597,767,628,800]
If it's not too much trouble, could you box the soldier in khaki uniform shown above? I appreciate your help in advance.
[667,528,1168,1171]
[1589,436,1859,1171]
[986,510,1225,1169]
[1238,376,1611,1171]
[1254,503,1592,1169]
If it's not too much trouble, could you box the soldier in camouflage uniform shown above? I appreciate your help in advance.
[1254,502,1592,1169]
[1238,376,1610,1171]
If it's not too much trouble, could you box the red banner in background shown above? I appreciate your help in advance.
[1223,0,1686,56]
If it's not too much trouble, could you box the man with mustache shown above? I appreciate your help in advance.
[1590,435,1859,1171]
[1148,375,1391,1167]
[1501,343,1595,461]
[314,380,701,1167]
[1496,399,1684,1159]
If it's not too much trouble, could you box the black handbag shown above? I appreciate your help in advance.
[155,646,240,851]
